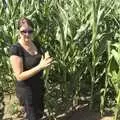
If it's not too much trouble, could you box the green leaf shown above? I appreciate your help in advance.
[0,19,4,25]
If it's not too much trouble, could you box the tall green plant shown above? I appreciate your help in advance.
[109,42,120,120]
[89,0,100,109]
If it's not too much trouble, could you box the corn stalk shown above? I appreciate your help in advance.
[89,0,100,110]
[110,42,120,120]
[100,41,111,116]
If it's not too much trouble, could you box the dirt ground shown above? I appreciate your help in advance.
[61,105,113,120]
[3,94,113,120]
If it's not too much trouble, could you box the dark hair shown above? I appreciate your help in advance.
[18,17,34,29]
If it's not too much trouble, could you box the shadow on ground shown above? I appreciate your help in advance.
[59,105,113,120]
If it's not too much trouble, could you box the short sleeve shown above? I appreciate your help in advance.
[9,44,23,57]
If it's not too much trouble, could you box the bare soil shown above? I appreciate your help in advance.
[61,105,113,120]
[3,94,113,120]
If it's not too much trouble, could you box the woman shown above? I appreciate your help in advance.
[10,17,52,120]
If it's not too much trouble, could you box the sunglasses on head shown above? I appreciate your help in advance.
[20,30,33,34]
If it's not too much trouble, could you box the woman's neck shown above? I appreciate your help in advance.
[18,38,32,46]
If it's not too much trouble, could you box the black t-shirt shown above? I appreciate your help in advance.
[9,40,44,88]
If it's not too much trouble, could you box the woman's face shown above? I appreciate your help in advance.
[19,23,33,42]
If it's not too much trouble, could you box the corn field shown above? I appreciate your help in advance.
[0,0,120,119]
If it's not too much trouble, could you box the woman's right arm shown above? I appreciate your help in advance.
[10,53,52,81]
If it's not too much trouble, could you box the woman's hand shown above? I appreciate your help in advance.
[45,51,50,59]
[38,51,53,70]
